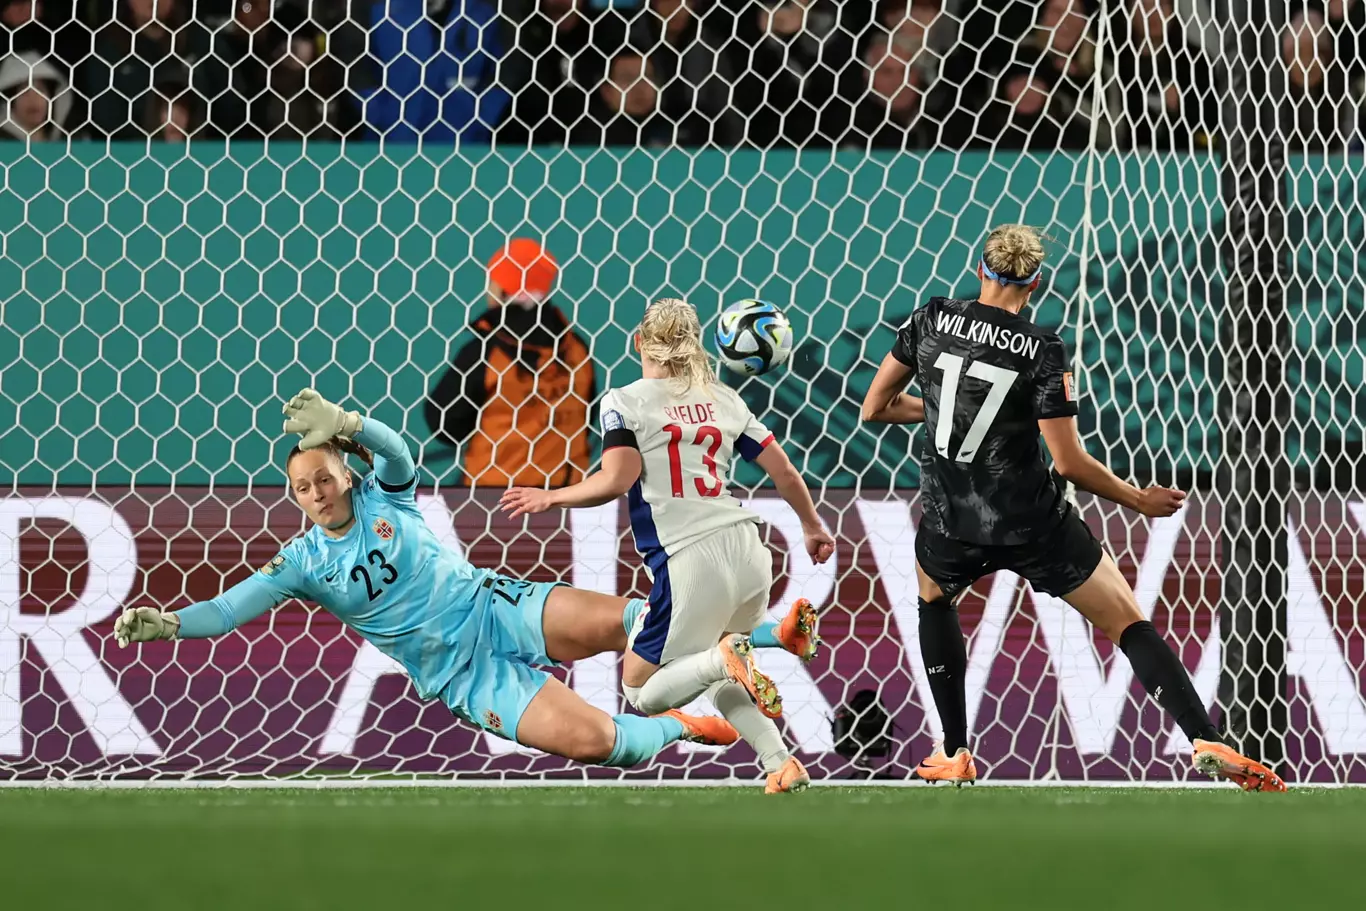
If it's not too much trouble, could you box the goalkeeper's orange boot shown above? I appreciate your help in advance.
[776,598,821,663]
[914,746,978,787]
[1192,739,1287,792]
[719,634,783,719]
[657,710,740,747]
[765,756,811,794]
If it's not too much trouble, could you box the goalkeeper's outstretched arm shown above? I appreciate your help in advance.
[116,388,415,649]
[352,414,416,490]
[114,571,296,647]
[282,387,416,490]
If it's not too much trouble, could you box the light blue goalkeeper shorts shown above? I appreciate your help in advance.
[441,575,563,742]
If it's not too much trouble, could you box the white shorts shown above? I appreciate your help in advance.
[629,521,772,665]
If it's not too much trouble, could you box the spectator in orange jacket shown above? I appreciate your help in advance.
[425,240,596,488]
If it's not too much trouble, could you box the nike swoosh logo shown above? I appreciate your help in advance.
[325,573,338,583]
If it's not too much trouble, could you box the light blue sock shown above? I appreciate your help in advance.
[603,714,685,767]
[621,598,647,636]
[750,621,781,650]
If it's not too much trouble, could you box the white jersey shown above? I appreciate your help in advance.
[600,378,774,564]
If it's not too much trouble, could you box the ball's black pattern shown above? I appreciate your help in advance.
[715,299,792,376]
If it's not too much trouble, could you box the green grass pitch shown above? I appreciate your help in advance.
[4,786,1363,909]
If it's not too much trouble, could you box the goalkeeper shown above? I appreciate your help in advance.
[114,388,753,767]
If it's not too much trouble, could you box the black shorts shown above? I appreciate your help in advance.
[915,509,1105,601]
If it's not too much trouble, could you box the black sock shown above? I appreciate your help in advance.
[1118,620,1220,744]
[919,597,970,755]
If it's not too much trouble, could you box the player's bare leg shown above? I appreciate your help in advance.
[1057,552,1144,642]
[1063,553,1286,791]
[539,585,632,661]
[911,563,978,785]
[515,676,737,767]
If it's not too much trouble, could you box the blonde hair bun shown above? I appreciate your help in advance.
[639,298,715,392]
[982,224,1046,283]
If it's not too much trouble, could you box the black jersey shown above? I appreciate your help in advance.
[892,296,1079,546]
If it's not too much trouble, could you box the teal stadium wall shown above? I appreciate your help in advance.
[2,146,1360,487]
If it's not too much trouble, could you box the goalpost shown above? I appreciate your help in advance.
[2,0,1362,784]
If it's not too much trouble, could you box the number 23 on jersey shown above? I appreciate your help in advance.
[350,549,400,601]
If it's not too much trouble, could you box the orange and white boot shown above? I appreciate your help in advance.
[776,598,821,663]
[719,634,783,719]
[1192,739,1287,792]
[914,745,978,787]
[765,756,811,794]
[657,710,740,747]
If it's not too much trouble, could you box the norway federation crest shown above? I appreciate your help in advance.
[372,519,395,540]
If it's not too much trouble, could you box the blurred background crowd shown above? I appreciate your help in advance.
[0,0,1360,151]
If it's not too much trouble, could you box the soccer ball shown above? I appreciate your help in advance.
[714,299,794,376]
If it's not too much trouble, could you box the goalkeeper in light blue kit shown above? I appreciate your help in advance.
[113,388,747,767]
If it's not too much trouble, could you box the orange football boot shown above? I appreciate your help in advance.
[658,709,740,747]
[1192,739,1287,792]
[765,756,811,794]
[914,746,978,787]
[719,634,783,719]
[776,598,821,663]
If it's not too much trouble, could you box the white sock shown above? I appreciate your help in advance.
[706,680,790,775]
[629,647,728,715]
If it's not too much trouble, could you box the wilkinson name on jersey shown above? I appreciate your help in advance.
[937,311,1042,359]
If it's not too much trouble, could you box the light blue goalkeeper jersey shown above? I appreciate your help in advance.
[174,419,493,700]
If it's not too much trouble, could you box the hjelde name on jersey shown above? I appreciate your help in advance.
[663,403,717,425]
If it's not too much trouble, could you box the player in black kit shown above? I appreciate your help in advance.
[860,224,1285,791]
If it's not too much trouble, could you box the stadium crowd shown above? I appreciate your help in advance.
[0,0,1359,150]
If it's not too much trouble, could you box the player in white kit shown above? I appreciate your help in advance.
[501,298,833,793]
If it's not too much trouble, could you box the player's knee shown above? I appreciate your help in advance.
[625,682,655,721]
[574,721,617,764]
[631,691,675,717]
[918,595,956,615]
[555,717,616,764]
[1098,599,1144,643]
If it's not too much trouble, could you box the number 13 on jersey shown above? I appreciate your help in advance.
[664,423,723,498]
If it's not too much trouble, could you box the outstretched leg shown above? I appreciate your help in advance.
[1062,553,1285,791]
[539,585,636,662]
[514,676,737,767]
[1062,553,1217,741]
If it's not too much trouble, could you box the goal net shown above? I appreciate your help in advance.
[2,0,1362,784]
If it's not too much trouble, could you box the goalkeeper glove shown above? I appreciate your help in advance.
[114,607,180,648]
[282,388,362,450]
